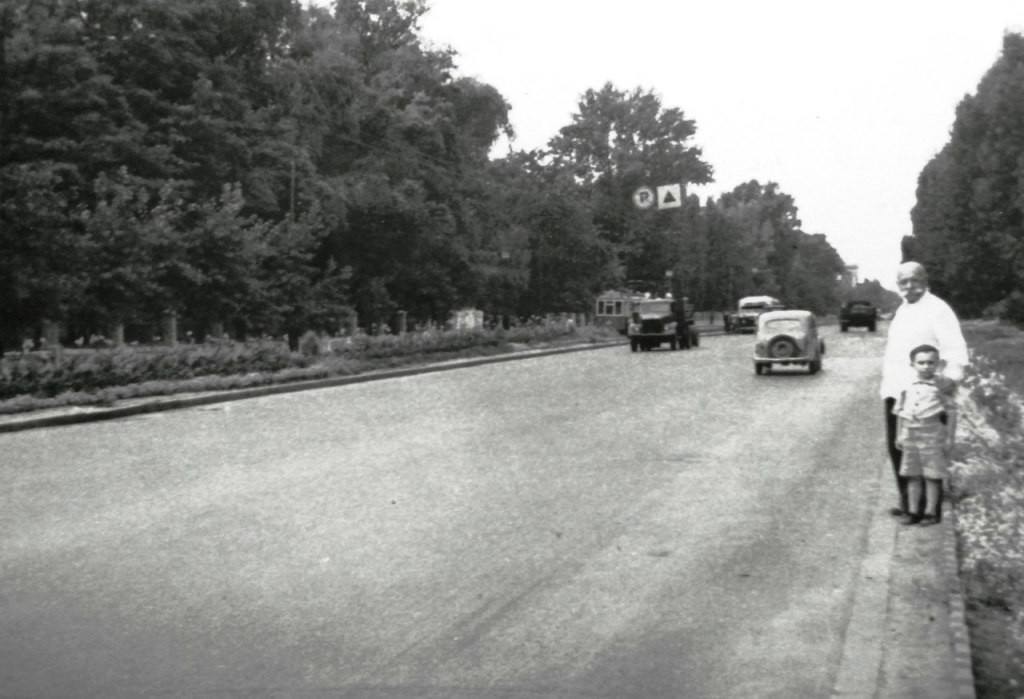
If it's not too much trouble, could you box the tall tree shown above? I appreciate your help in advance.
[546,83,713,286]
[709,180,843,311]
[910,32,1024,317]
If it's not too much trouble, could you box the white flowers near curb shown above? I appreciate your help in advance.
[950,358,1024,647]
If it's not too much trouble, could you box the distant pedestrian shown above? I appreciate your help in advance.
[881,261,968,520]
[893,344,958,526]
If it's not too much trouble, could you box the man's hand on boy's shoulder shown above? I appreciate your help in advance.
[937,374,958,395]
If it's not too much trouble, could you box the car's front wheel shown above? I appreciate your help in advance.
[809,358,822,374]
[630,339,638,352]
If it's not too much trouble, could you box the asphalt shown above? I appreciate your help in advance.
[0,328,977,698]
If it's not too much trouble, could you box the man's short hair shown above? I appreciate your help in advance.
[909,343,939,361]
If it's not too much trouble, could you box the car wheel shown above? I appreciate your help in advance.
[691,330,700,348]
[669,337,678,351]
[630,339,638,352]
[809,359,821,374]
[869,322,876,332]
[755,363,763,375]
[840,324,848,332]
[820,340,826,355]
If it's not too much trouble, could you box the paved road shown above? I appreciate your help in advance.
[1,328,888,698]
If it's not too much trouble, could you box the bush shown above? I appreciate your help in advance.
[0,322,619,410]
[298,330,321,357]
[950,354,1024,649]
[1001,291,1024,326]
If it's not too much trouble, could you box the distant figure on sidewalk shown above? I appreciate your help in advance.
[880,261,968,520]
[893,344,958,526]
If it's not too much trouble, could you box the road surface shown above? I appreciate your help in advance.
[1,327,888,697]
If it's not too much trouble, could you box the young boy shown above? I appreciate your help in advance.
[893,344,958,526]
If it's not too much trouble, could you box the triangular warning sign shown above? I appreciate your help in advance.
[657,183,682,209]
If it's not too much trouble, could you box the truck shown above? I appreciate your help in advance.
[627,296,699,351]
[839,300,878,332]
[724,295,784,333]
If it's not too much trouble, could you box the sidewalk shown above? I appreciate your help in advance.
[834,456,975,698]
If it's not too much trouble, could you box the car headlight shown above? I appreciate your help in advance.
[628,323,639,334]
[754,341,767,356]
[665,321,677,333]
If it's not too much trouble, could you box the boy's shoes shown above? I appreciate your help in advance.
[918,514,940,527]
[889,507,905,517]
[900,513,923,526]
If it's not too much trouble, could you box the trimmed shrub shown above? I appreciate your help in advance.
[0,322,621,409]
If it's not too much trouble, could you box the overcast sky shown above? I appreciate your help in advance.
[409,0,1023,289]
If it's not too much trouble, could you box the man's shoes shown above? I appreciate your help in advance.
[900,513,923,526]
[918,514,940,527]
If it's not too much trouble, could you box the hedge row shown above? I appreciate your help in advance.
[0,323,617,405]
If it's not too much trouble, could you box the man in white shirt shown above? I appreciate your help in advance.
[881,261,969,519]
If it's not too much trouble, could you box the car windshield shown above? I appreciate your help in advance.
[740,302,771,310]
[636,301,671,315]
[763,318,805,334]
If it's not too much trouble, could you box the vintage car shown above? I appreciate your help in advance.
[627,297,699,351]
[839,300,878,332]
[753,309,825,375]
[724,295,785,333]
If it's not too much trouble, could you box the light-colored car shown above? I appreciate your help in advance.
[753,309,825,375]
[725,295,784,333]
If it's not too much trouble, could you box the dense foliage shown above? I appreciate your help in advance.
[0,319,612,408]
[908,32,1024,322]
[1,0,853,350]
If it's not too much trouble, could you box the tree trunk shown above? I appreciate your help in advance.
[162,311,178,346]
[42,319,63,364]
[110,322,125,347]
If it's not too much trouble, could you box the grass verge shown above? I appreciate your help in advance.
[952,319,1024,696]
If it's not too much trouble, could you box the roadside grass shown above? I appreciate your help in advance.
[952,319,1024,695]
[961,320,1024,394]
[0,323,624,416]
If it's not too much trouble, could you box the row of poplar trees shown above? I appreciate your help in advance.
[1,0,851,349]
[909,32,1024,322]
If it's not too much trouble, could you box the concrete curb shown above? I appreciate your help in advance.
[832,457,977,698]
[832,458,895,696]
[0,340,628,433]
[945,512,978,699]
